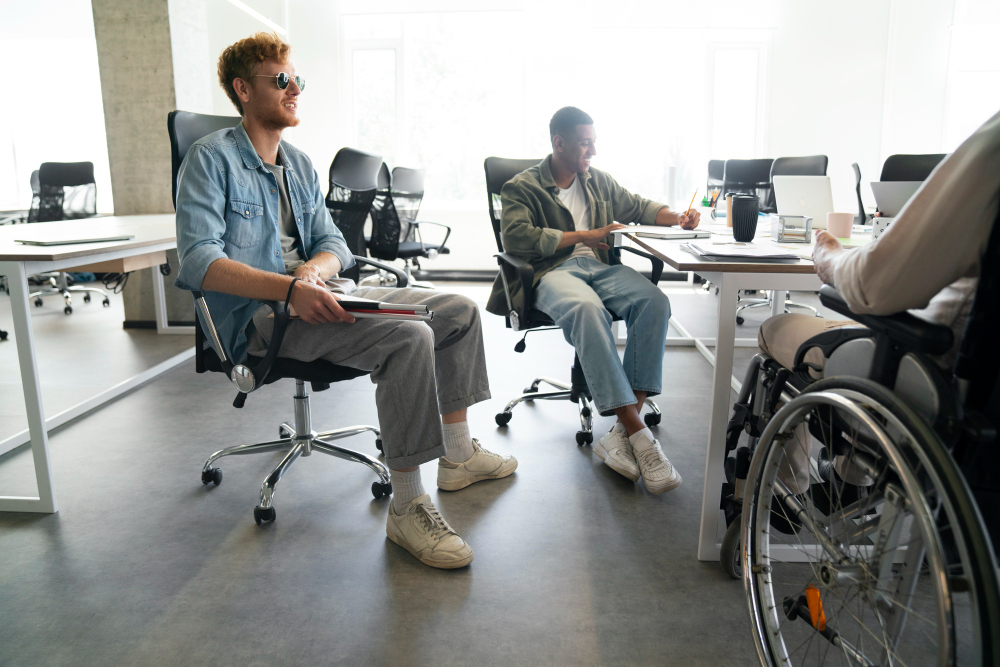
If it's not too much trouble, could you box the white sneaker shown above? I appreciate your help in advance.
[386,494,474,569]
[594,423,640,482]
[632,431,682,494]
[437,439,518,491]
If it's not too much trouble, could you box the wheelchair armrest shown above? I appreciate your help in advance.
[818,285,954,356]
[613,246,664,284]
[495,252,535,330]
[409,220,452,252]
[353,254,408,287]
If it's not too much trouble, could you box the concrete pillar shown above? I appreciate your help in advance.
[91,0,212,326]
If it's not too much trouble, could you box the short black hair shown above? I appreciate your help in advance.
[549,106,594,140]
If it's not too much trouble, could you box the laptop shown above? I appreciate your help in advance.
[870,181,921,217]
[772,176,834,229]
[15,235,135,246]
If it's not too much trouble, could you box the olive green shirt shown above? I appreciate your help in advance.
[486,155,667,316]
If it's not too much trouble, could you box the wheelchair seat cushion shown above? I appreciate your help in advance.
[758,314,858,378]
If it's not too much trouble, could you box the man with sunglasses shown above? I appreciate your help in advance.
[175,33,515,569]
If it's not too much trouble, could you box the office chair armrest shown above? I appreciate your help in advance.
[613,246,664,284]
[818,285,954,355]
[410,220,452,252]
[353,255,408,288]
[495,252,535,330]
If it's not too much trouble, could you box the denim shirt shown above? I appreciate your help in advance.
[174,122,354,362]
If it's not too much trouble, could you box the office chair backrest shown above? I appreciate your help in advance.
[880,153,947,182]
[723,158,774,213]
[390,166,425,231]
[767,155,828,212]
[326,147,382,281]
[28,161,97,222]
[167,110,242,206]
[484,157,541,252]
[369,162,401,261]
[707,159,725,193]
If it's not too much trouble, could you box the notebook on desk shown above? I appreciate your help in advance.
[15,235,135,246]
[612,226,710,240]
[681,242,801,263]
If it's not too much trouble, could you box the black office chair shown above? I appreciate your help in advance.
[324,147,383,284]
[707,159,725,200]
[722,158,774,213]
[168,110,407,525]
[484,157,663,445]
[25,162,111,314]
[366,165,451,289]
[735,155,829,325]
[880,153,947,182]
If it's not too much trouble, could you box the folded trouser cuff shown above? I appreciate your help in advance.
[439,388,492,416]
[384,444,447,471]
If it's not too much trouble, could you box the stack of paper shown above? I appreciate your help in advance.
[681,243,801,263]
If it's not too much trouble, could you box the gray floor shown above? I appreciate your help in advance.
[0,282,840,666]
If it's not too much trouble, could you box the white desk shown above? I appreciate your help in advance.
[621,230,825,561]
[0,214,194,513]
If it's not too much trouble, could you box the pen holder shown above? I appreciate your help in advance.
[731,195,758,242]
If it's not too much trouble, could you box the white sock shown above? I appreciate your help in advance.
[442,421,475,463]
[629,427,656,452]
[391,468,425,512]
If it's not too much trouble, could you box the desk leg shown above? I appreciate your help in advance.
[0,261,57,513]
[151,266,195,335]
[697,275,739,560]
[771,290,787,317]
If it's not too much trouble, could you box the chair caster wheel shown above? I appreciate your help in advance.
[201,467,223,486]
[495,412,512,427]
[0,330,6,340]
[83,295,91,303]
[721,520,743,579]
[64,306,72,315]
[34,299,43,307]
[278,425,292,438]
[644,412,661,427]
[736,316,745,325]
[375,438,383,452]
[372,481,392,499]
[576,431,593,446]
[253,506,276,525]
[102,299,110,307]
[523,386,538,394]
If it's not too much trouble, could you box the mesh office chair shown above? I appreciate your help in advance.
[367,165,451,288]
[707,159,725,202]
[722,158,774,213]
[735,155,829,325]
[26,162,111,314]
[325,147,383,284]
[880,153,947,182]
[484,157,663,445]
[169,110,406,525]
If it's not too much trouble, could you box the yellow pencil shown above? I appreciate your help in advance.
[686,190,697,217]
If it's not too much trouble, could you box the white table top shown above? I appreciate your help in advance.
[0,214,176,262]
[620,219,870,274]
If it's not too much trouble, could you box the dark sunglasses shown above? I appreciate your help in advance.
[254,72,305,92]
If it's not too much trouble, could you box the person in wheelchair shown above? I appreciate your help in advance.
[486,107,699,494]
[721,110,1000,664]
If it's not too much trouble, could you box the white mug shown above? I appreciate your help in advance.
[826,212,854,238]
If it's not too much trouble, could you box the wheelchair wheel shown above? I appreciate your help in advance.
[742,377,1000,667]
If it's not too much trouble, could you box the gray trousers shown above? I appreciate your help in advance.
[247,286,491,470]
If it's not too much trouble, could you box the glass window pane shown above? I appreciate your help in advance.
[711,48,759,159]
[353,49,397,165]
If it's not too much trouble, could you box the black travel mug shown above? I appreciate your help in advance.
[730,194,759,243]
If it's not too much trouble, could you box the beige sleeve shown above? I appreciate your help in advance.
[831,110,1000,316]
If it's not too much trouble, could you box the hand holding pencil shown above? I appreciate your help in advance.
[677,190,702,230]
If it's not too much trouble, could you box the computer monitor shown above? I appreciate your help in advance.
[772,175,834,229]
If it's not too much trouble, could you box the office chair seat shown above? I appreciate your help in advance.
[394,240,451,257]
[200,348,370,388]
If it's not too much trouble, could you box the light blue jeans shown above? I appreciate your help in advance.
[534,256,671,414]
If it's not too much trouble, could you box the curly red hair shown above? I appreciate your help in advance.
[217,32,291,115]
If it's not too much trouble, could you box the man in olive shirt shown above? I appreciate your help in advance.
[486,107,700,494]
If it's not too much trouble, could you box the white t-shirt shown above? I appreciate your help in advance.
[557,175,595,260]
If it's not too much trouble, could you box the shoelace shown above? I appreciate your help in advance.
[636,444,671,474]
[471,439,503,462]
[415,502,454,538]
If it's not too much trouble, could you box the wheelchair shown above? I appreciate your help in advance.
[719,280,1000,666]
